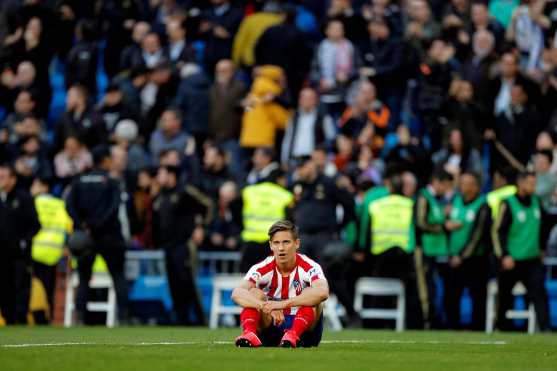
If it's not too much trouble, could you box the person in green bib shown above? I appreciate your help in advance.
[445,172,491,330]
[492,171,550,331]
[413,169,457,328]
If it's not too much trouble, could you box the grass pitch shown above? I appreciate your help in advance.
[0,327,556,371]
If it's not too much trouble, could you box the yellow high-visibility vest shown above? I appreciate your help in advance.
[241,182,293,243]
[370,195,414,255]
[32,195,73,266]
[487,185,517,219]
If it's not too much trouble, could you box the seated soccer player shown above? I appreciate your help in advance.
[231,220,330,348]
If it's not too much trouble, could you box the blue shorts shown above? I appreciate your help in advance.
[259,313,323,347]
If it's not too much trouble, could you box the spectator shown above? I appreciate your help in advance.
[246,146,281,186]
[65,19,98,96]
[3,17,53,110]
[164,18,196,69]
[197,143,231,201]
[460,29,498,100]
[361,0,404,37]
[533,150,557,211]
[149,108,190,163]
[310,19,361,116]
[174,63,211,151]
[208,59,247,174]
[492,83,542,171]
[140,32,164,69]
[432,127,483,184]
[141,61,180,141]
[344,144,385,187]
[206,181,242,252]
[255,5,312,99]
[1,90,38,144]
[239,65,290,152]
[132,167,156,249]
[469,1,505,49]
[506,0,547,73]
[384,124,431,186]
[13,135,53,190]
[232,1,284,69]
[53,84,105,152]
[281,88,336,169]
[7,115,46,149]
[120,21,151,72]
[405,0,442,42]
[199,0,243,74]
[0,61,48,119]
[113,119,149,174]
[339,80,390,153]
[415,38,455,152]
[54,136,92,183]
[94,83,139,135]
[324,0,368,44]
[442,79,488,150]
[488,0,520,29]
[534,131,557,174]
[359,16,406,126]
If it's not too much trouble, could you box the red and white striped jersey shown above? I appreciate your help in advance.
[244,253,327,315]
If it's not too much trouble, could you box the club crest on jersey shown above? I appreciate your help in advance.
[293,279,303,295]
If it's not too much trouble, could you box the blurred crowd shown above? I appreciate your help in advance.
[1,0,557,329]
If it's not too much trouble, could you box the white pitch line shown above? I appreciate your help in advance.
[320,340,507,345]
[1,339,507,348]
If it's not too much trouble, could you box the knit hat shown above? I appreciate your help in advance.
[114,119,138,142]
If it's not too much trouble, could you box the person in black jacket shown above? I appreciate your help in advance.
[153,165,213,325]
[198,0,243,75]
[291,157,358,325]
[65,19,98,96]
[65,145,129,324]
[0,163,40,324]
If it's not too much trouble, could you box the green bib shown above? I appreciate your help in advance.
[506,195,541,261]
[448,194,487,256]
[420,189,448,257]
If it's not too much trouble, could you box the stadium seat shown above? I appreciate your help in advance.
[485,280,536,334]
[353,277,405,332]
[323,294,345,331]
[208,274,244,329]
[64,272,116,327]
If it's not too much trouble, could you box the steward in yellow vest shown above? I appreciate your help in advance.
[486,168,517,220]
[240,175,293,272]
[363,174,422,329]
[30,177,73,322]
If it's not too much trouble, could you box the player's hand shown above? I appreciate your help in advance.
[262,301,285,314]
[501,255,515,271]
[270,310,285,326]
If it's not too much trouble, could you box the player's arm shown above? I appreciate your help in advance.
[263,279,329,313]
[231,279,265,310]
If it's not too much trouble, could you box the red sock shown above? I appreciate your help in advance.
[240,308,260,334]
[291,306,315,336]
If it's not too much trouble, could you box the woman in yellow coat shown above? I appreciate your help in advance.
[240,65,291,149]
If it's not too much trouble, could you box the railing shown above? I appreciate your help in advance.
[124,250,242,280]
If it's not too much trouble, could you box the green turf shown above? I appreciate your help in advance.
[0,327,556,371]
